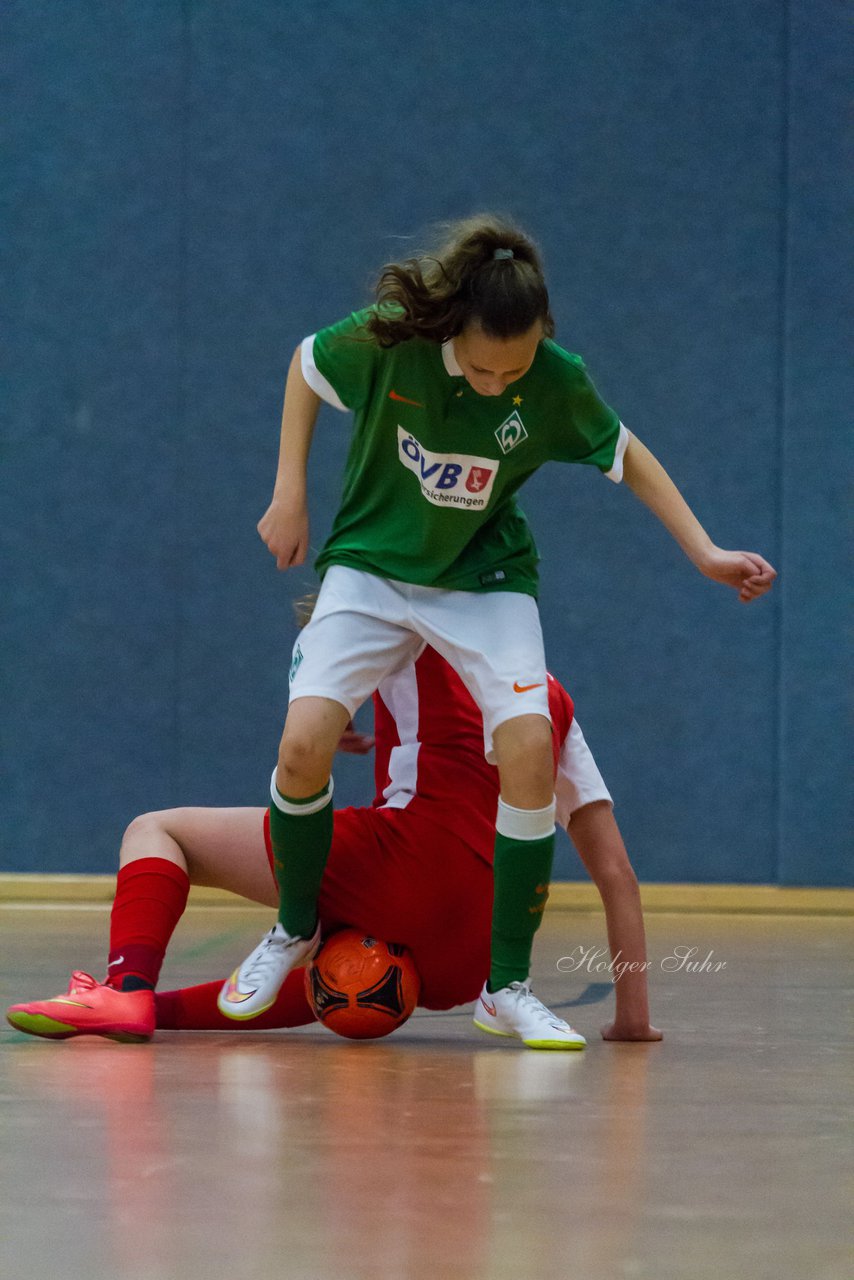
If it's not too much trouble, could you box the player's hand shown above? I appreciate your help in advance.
[337,723,375,755]
[699,548,777,602]
[257,495,309,570]
[601,1021,664,1042]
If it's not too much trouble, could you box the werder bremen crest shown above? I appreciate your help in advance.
[494,410,528,455]
[289,642,304,685]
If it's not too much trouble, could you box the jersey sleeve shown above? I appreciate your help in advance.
[547,673,574,770]
[554,718,614,829]
[545,344,629,482]
[301,308,381,413]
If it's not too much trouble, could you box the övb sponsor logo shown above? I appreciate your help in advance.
[397,427,499,510]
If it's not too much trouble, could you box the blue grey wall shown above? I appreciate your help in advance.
[3,1,850,883]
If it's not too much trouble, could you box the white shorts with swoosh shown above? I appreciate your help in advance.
[289,566,550,762]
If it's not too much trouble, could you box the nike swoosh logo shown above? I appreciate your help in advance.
[482,997,497,1017]
[389,390,425,408]
[51,998,93,1009]
[223,974,257,1004]
[513,681,544,693]
[108,956,125,968]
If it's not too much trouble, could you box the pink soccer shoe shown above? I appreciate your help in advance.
[6,971,155,1042]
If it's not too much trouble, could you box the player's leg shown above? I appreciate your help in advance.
[474,713,584,1048]
[4,806,273,1041]
[121,805,276,897]
[270,694,351,922]
[411,585,556,991]
[490,712,559,981]
[213,696,371,1021]
[219,567,421,1019]
[155,971,315,1032]
[412,586,585,1048]
[108,806,276,992]
[155,807,316,1032]
[123,806,314,1030]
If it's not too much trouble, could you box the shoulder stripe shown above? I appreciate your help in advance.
[604,423,629,483]
[300,334,348,412]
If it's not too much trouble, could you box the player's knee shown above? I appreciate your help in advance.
[119,809,178,865]
[277,731,332,793]
[494,716,554,806]
[495,714,552,760]
[121,810,170,845]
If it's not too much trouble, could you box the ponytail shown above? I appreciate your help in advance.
[365,215,554,347]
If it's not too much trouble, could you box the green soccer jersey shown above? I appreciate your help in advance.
[303,308,626,596]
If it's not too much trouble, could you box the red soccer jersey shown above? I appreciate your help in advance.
[372,646,574,863]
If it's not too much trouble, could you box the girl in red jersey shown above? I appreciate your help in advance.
[7,649,661,1045]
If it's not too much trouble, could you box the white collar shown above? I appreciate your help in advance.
[441,339,463,377]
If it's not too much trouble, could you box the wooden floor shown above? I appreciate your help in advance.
[1,905,851,1280]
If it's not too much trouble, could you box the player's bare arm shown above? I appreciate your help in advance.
[566,800,663,1042]
[257,345,321,569]
[621,432,777,603]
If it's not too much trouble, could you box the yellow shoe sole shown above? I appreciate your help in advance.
[473,1017,586,1051]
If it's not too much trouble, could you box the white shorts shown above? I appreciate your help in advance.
[289,566,549,760]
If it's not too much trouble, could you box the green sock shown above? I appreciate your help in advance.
[488,830,554,992]
[269,779,333,939]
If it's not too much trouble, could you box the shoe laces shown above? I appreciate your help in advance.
[506,981,568,1029]
[240,928,291,982]
[69,971,98,993]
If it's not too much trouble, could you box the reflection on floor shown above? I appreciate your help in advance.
[1,906,851,1280]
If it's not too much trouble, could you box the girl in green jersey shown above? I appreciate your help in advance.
[218,215,776,1048]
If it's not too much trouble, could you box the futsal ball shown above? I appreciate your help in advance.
[305,929,420,1040]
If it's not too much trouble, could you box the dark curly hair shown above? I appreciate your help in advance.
[365,215,554,347]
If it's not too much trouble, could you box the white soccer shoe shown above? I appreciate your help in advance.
[473,981,587,1050]
[217,921,321,1020]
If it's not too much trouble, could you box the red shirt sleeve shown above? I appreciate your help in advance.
[547,674,574,774]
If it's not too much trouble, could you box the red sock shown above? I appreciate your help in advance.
[154,970,315,1030]
[107,858,190,990]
